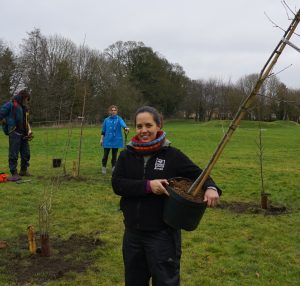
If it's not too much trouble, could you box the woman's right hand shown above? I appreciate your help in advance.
[149,179,169,196]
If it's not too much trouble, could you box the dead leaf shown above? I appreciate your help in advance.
[0,240,8,249]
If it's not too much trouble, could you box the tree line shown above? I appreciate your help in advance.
[0,28,299,123]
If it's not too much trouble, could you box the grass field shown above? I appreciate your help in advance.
[0,120,299,285]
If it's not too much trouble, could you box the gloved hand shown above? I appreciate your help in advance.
[24,132,34,141]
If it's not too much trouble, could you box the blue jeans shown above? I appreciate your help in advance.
[8,131,30,174]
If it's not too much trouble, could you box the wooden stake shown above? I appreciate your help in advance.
[72,160,78,177]
[27,225,37,254]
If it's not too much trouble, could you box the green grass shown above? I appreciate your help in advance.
[0,120,299,285]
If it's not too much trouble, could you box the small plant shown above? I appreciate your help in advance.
[39,186,52,256]
[38,177,60,256]
[256,121,269,209]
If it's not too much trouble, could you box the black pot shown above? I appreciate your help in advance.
[163,179,207,231]
[52,158,62,168]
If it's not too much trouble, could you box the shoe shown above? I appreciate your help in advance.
[102,167,106,175]
[7,173,21,181]
[19,169,31,176]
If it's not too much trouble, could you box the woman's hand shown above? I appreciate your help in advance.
[150,179,169,196]
[204,188,219,207]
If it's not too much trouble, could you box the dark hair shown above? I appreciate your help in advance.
[108,105,118,112]
[134,106,163,128]
[18,89,30,100]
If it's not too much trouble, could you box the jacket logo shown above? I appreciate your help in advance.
[154,158,165,171]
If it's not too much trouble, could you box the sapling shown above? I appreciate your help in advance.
[256,121,269,209]
[38,177,61,256]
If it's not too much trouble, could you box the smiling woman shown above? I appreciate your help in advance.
[135,111,161,143]
[111,105,221,285]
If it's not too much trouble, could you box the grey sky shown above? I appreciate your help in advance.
[1,0,300,88]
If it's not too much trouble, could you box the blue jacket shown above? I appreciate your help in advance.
[0,95,28,135]
[101,115,128,148]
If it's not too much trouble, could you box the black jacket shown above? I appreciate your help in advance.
[112,144,221,231]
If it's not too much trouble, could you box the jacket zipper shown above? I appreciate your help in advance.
[136,156,152,229]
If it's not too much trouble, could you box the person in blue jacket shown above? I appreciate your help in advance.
[0,89,33,180]
[100,105,129,174]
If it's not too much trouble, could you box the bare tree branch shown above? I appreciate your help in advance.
[267,63,293,79]
[264,10,300,36]
[264,11,286,32]
[257,92,297,104]
[282,0,296,17]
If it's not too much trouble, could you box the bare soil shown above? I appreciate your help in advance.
[1,184,288,285]
[0,232,104,285]
[35,175,88,182]
[168,178,204,203]
[217,201,288,215]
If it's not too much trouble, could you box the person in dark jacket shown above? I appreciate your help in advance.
[0,89,33,180]
[112,106,221,286]
[100,105,129,174]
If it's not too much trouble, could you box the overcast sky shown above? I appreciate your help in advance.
[1,0,300,89]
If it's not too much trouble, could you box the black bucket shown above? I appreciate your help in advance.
[52,158,62,168]
[163,178,207,231]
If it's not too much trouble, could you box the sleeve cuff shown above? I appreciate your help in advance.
[206,186,218,192]
[145,180,152,193]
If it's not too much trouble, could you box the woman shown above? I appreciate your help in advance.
[112,106,221,285]
[100,105,129,174]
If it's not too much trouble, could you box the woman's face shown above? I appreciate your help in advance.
[110,107,118,116]
[135,112,161,143]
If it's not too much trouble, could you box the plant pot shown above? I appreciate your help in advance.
[52,158,62,168]
[163,178,207,231]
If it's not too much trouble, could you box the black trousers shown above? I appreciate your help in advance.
[123,227,181,286]
[102,148,118,167]
[9,131,30,174]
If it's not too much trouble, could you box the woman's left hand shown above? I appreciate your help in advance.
[204,188,219,207]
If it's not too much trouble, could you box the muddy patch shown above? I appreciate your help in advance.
[217,201,288,215]
[0,232,104,285]
[59,175,88,182]
[35,175,89,183]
